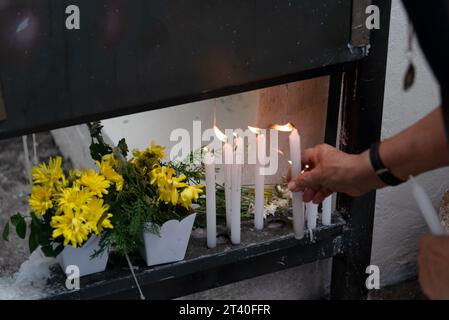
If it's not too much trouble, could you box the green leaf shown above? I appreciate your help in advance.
[10,213,26,239]
[54,244,65,256]
[29,218,40,254]
[16,219,26,239]
[2,223,9,241]
[90,142,112,162]
[41,245,62,258]
[117,138,129,157]
[10,213,24,227]
[29,232,39,254]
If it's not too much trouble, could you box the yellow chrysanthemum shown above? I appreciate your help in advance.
[79,169,111,197]
[97,160,124,191]
[57,187,93,214]
[132,141,166,172]
[50,209,90,248]
[69,169,82,182]
[32,156,65,189]
[102,154,118,168]
[84,198,113,235]
[29,186,53,216]
[148,141,166,160]
[150,166,188,205]
[179,185,204,209]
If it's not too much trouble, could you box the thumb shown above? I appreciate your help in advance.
[288,169,322,192]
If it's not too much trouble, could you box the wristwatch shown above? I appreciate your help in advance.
[369,142,405,186]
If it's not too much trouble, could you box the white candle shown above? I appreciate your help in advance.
[204,151,217,248]
[224,142,233,230]
[411,177,447,235]
[306,202,318,230]
[254,133,265,230]
[289,128,305,239]
[322,195,332,226]
[231,136,244,245]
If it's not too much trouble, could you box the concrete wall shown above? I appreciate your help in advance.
[370,0,449,287]
[51,0,449,297]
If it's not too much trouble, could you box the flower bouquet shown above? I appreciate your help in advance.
[2,155,123,277]
[87,122,205,266]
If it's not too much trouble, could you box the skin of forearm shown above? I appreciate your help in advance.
[379,107,449,180]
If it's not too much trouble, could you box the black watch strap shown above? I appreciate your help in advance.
[369,142,405,186]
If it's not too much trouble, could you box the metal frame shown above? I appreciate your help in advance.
[0,0,362,140]
[331,0,392,299]
[49,221,346,300]
[0,0,392,300]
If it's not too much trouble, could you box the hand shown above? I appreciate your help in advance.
[418,235,449,299]
[287,144,384,203]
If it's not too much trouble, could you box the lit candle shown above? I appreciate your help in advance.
[249,127,265,231]
[272,123,304,239]
[289,127,305,239]
[214,126,233,230]
[204,150,217,248]
[306,202,318,230]
[231,136,244,245]
[410,176,446,235]
[322,195,332,226]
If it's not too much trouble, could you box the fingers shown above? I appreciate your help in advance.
[303,188,316,203]
[301,148,318,168]
[288,170,322,192]
[312,188,333,204]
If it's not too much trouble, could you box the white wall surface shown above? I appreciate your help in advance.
[371,0,449,286]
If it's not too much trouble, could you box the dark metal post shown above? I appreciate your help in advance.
[330,0,392,300]
[325,73,343,147]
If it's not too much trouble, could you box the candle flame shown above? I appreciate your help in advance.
[301,165,311,174]
[214,126,228,143]
[288,160,292,165]
[271,122,296,132]
[248,126,261,135]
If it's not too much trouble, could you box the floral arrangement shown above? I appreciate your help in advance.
[2,156,122,257]
[87,122,205,256]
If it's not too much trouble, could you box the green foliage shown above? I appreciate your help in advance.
[170,148,205,185]
[28,212,62,257]
[87,122,195,256]
[117,138,129,157]
[11,213,26,239]
[195,184,255,228]
[2,210,63,257]
[87,121,113,161]
[2,222,9,241]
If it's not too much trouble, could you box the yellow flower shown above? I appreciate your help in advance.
[132,141,166,172]
[32,157,65,189]
[102,154,118,168]
[57,187,93,214]
[84,198,113,235]
[29,186,53,216]
[179,185,204,209]
[51,209,90,248]
[150,166,188,205]
[80,169,111,197]
[69,169,82,182]
[148,141,166,160]
[97,160,124,191]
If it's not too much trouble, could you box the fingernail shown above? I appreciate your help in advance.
[288,181,297,190]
